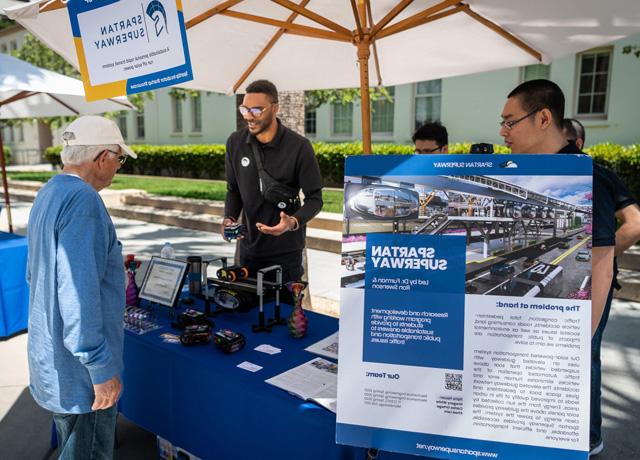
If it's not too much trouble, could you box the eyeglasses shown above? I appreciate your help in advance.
[93,149,127,166]
[415,146,443,154]
[238,103,274,118]
[499,109,539,131]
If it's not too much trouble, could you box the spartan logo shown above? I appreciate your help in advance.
[146,0,168,37]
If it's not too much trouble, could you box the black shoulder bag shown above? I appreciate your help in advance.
[250,143,300,213]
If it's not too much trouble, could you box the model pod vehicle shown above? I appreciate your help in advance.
[217,265,249,282]
[213,329,246,353]
[223,223,247,241]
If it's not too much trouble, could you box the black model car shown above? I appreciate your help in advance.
[180,324,212,345]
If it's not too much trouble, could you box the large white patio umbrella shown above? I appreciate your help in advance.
[6,0,640,154]
[0,52,134,232]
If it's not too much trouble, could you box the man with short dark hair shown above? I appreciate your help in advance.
[412,122,448,154]
[563,118,586,150]
[222,79,323,284]
[500,79,640,457]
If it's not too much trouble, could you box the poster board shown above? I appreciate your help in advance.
[336,154,593,460]
[67,0,193,101]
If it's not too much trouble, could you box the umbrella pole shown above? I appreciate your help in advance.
[0,129,13,233]
[357,41,372,155]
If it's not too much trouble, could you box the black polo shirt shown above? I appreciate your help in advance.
[224,120,323,259]
[558,142,636,247]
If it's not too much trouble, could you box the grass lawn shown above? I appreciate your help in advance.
[7,171,345,214]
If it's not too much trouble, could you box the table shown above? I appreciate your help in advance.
[120,299,416,460]
[0,232,29,338]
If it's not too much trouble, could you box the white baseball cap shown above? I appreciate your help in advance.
[61,115,137,159]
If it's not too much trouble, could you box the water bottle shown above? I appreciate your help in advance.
[160,242,175,259]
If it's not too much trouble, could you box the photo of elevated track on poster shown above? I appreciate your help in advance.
[337,154,593,460]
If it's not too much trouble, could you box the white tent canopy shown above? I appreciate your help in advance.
[0,53,133,118]
[6,0,640,93]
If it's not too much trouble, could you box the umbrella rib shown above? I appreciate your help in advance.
[0,91,39,107]
[271,0,352,37]
[463,7,542,62]
[366,0,383,87]
[185,0,245,30]
[39,0,66,13]
[376,4,467,40]
[350,0,364,38]
[47,93,80,115]
[370,0,416,38]
[220,10,350,42]
[232,0,311,93]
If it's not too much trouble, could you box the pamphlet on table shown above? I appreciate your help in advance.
[266,357,338,413]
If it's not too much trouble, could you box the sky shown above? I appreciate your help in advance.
[489,175,592,205]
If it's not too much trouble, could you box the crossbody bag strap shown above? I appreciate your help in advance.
[250,142,266,192]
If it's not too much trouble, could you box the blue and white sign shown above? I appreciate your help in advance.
[67,0,193,101]
[337,154,593,460]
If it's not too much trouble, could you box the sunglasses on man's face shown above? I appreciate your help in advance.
[93,149,127,166]
[238,103,274,118]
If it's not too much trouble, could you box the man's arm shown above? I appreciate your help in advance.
[591,246,614,336]
[56,201,122,409]
[615,203,640,256]
[222,135,243,240]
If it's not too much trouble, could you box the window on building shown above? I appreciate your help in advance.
[172,95,183,133]
[9,41,17,52]
[414,80,441,130]
[0,44,7,54]
[191,92,202,132]
[305,109,316,136]
[136,110,145,139]
[522,64,550,82]
[117,112,128,139]
[17,124,24,142]
[576,49,612,117]
[4,125,14,143]
[332,102,353,136]
[372,87,395,135]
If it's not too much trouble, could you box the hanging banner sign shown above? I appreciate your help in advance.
[337,154,593,460]
[67,0,193,101]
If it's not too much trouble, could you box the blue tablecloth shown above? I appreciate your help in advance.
[0,232,29,338]
[120,300,415,460]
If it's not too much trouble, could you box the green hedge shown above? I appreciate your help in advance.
[45,142,640,197]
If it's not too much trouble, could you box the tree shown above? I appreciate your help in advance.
[304,87,391,111]
[623,45,640,59]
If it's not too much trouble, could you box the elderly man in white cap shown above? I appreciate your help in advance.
[27,116,136,460]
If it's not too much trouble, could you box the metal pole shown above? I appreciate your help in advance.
[0,129,13,233]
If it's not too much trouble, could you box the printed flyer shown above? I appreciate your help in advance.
[67,0,193,101]
[336,154,593,460]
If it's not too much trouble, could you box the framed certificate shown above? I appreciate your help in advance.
[138,257,188,307]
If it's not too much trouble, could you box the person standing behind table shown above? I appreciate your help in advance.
[222,79,323,285]
[27,116,137,460]
[562,117,640,456]
[498,79,639,457]
[412,121,449,154]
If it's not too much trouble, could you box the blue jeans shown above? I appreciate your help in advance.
[590,286,614,446]
[53,405,117,460]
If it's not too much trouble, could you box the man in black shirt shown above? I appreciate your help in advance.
[223,80,323,284]
[500,79,640,457]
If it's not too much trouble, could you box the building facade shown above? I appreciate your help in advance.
[2,24,640,164]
